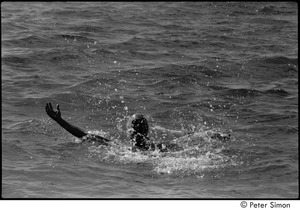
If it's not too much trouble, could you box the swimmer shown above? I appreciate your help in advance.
[45,102,175,152]
[45,102,230,152]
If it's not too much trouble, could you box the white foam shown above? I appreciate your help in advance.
[86,127,238,176]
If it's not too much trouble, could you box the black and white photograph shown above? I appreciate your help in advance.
[1,2,298,199]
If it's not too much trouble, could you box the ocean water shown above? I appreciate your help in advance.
[1,2,298,198]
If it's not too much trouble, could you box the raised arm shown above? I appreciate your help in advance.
[45,102,87,138]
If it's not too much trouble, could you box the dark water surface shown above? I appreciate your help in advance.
[2,2,298,198]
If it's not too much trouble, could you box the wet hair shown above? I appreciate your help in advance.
[126,114,149,136]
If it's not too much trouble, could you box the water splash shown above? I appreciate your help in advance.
[86,126,240,176]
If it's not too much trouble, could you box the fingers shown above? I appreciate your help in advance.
[46,102,61,119]
[45,102,51,113]
[49,102,53,110]
[45,102,56,113]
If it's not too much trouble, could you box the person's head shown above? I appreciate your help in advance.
[126,114,149,145]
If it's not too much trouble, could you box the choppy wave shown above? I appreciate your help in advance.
[2,1,298,198]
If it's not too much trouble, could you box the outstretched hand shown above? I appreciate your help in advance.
[46,102,62,121]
